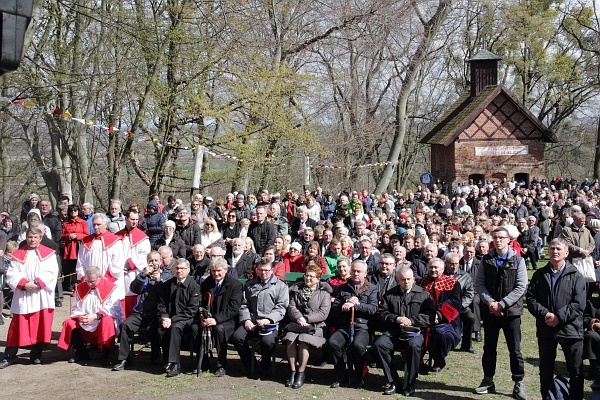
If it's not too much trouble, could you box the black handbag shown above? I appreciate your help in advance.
[283,322,316,334]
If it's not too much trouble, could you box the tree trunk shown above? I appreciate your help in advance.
[375,0,453,194]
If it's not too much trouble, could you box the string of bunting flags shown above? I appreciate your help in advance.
[312,161,396,170]
[0,96,266,163]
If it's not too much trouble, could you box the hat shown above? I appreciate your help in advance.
[589,219,600,230]
[165,220,176,228]
[415,227,427,236]
[399,213,408,219]
[205,196,213,202]
[289,242,302,252]
[587,211,597,218]
[259,323,278,336]
[400,326,421,340]
[29,193,39,201]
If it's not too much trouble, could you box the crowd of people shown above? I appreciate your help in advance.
[1,176,600,399]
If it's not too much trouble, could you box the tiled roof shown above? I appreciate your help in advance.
[419,84,556,146]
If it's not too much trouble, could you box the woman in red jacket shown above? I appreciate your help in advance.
[60,204,89,290]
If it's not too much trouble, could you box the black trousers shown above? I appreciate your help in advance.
[231,325,277,372]
[117,313,159,362]
[481,314,524,382]
[3,342,47,361]
[191,320,235,369]
[538,336,584,400]
[373,333,422,387]
[158,319,194,364]
[459,308,476,350]
[328,328,370,383]
[469,294,482,333]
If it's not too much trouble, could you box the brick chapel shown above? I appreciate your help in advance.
[418,50,557,189]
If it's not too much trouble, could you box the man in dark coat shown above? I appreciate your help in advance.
[518,217,540,270]
[372,266,435,396]
[248,206,276,255]
[526,238,585,400]
[328,259,378,389]
[113,251,172,371]
[157,258,201,377]
[192,257,242,376]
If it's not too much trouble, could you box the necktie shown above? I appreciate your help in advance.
[215,282,222,297]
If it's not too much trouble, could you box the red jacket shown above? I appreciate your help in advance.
[61,217,89,260]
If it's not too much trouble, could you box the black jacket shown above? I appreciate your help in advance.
[200,274,243,327]
[330,280,378,330]
[157,276,201,323]
[176,222,202,257]
[231,252,257,279]
[526,262,585,339]
[130,269,172,317]
[248,220,276,255]
[375,284,435,335]
[153,234,187,259]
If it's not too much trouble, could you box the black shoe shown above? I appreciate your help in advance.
[403,384,415,396]
[430,366,442,373]
[165,362,175,372]
[0,359,13,369]
[214,367,226,377]
[166,363,181,377]
[383,383,398,395]
[286,371,296,387]
[112,360,127,371]
[31,358,42,365]
[474,332,482,342]
[0,318,4,325]
[292,372,305,389]
[460,347,476,354]
[69,350,89,363]
[353,379,364,389]
[330,378,347,388]
[55,300,63,307]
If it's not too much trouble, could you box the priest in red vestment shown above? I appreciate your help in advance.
[115,210,150,318]
[57,266,123,363]
[0,225,58,368]
[418,257,462,373]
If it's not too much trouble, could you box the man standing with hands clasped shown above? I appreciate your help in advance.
[527,238,585,400]
[474,226,528,400]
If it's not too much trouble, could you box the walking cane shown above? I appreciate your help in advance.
[197,291,212,377]
[348,306,355,386]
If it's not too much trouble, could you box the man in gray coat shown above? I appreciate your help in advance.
[231,256,289,378]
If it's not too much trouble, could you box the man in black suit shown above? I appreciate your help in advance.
[290,206,317,241]
[157,258,201,377]
[372,266,435,396]
[230,237,256,279]
[193,257,243,376]
[460,244,482,342]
